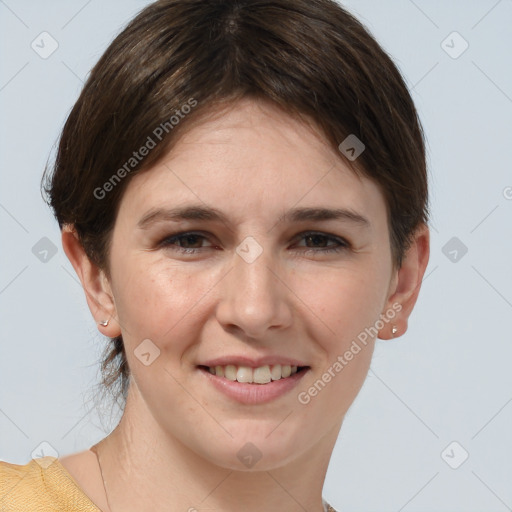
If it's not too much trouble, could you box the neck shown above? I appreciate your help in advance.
[94,382,339,512]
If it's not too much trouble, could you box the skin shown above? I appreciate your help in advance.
[60,97,430,512]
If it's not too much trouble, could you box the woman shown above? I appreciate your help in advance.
[0,0,429,510]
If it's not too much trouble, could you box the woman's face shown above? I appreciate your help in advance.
[106,98,400,469]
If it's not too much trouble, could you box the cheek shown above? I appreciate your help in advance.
[111,256,220,349]
[293,268,383,423]
[291,261,389,349]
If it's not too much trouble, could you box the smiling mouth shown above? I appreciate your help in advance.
[197,364,310,384]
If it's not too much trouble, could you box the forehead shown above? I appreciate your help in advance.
[117,98,387,228]
[169,97,345,175]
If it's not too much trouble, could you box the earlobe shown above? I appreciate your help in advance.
[378,223,430,340]
[61,225,122,337]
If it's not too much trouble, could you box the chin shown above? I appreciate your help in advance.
[197,427,310,472]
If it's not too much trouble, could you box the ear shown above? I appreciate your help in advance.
[61,225,122,338]
[378,223,430,340]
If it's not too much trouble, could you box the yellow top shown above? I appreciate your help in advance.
[0,457,100,511]
[1,456,338,511]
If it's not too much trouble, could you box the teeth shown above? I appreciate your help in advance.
[236,366,253,383]
[224,365,237,381]
[253,366,271,384]
[206,364,300,384]
[270,365,281,381]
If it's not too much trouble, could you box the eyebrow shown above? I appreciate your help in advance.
[279,207,370,228]
[137,205,371,230]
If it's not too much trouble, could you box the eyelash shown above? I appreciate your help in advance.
[158,231,350,255]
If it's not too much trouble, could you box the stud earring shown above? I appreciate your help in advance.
[391,325,398,336]
[98,319,109,327]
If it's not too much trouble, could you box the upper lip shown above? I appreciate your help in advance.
[199,356,308,368]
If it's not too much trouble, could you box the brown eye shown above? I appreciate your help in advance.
[159,232,214,253]
[295,232,349,254]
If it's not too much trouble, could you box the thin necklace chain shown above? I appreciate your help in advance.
[90,444,336,512]
[90,444,113,512]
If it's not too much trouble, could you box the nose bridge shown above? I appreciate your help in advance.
[216,238,292,336]
[234,244,276,301]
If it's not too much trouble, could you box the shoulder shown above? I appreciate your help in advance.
[323,498,339,512]
[1,457,57,510]
[0,457,47,491]
[0,456,100,511]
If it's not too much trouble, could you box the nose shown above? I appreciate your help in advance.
[215,245,293,339]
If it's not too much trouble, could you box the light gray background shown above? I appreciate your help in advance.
[1,1,511,511]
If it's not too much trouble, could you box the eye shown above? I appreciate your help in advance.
[157,230,350,256]
[159,232,215,254]
[294,232,350,254]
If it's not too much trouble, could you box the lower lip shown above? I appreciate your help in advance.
[198,367,309,405]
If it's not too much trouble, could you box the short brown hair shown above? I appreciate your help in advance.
[42,0,429,409]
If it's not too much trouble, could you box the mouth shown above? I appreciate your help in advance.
[197,363,311,404]
[197,364,310,384]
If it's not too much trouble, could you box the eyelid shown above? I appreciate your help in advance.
[292,232,351,256]
[158,230,351,254]
[293,230,350,247]
[158,231,217,249]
